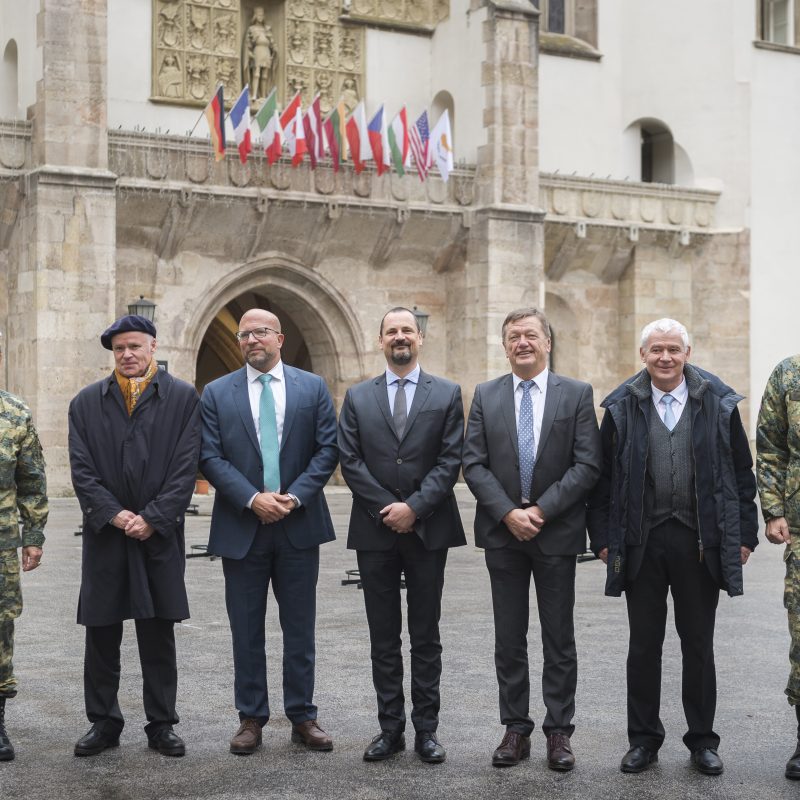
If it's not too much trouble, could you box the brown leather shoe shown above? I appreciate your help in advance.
[230,718,262,755]
[547,732,575,771]
[492,730,531,767]
[291,719,333,751]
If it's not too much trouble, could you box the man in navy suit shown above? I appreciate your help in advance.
[338,307,466,764]
[200,308,338,755]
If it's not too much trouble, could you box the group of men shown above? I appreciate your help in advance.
[0,306,799,781]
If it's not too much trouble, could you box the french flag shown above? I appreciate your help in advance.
[229,86,252,164]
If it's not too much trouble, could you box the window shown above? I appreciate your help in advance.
[533,0,600,60]
[759,0,799,47]
[1,40,19,119]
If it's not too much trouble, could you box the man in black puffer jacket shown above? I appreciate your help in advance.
[587,318,758,778]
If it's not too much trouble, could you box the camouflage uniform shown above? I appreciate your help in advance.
[0,390,48,698]
[756,356,800,706]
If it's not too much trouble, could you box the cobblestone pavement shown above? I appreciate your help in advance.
[0,488,795,800]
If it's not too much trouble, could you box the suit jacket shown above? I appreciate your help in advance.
[338,370,466,551]
[200,364,338,559]
[463,371,602,555]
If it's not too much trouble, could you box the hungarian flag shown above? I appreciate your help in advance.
[203,85,226,162]
[367,104,391,176]
[287,105,307,166]
[409,110,431,181]
[254,88,283,165]
[302,95,324,169]
[229,85,252,164]
[388,106,409,176]
[430,109,454,182]
[346,101,370,173]
[323,101,347,172]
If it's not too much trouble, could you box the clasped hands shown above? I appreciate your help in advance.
[380,502,417,534]
[252,491,296,524]
[503,505,546,542]
[112,510,154,541]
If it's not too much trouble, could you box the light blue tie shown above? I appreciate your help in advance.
[518,380,536,501]
[258,374,281,492]
[662,393,676,431]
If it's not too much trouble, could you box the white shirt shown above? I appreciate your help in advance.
[651,376,688,426]
[386,364,420,415]
[247,360,286,446]
[513,367,548,450]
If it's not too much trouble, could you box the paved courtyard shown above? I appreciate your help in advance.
[0,487,795,800]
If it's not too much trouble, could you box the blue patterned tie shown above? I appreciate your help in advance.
[258,374,281,492]
[662,393,676,432]
[518,380,536,501]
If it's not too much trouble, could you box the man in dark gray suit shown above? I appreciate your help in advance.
[338,307,466,764]
[463,307,601,771]
[200,308,338,755]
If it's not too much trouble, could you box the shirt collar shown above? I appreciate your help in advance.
[651,375,688,406]
[247,360,284,384]
[513,367,548,394]
[386,364,420,385]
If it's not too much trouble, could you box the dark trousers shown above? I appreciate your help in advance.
[84,617,178,738]
[625,519,720,753]
[222,524,319,725]
[357,533,448,733]
[485,540,577,737]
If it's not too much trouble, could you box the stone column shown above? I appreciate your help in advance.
[8,0,116,494]
[457,0,544,400]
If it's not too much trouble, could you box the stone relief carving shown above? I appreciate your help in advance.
[243,6,277,101]
[289,22,310,64]
[152,0,242,106]
[346,0,448,30]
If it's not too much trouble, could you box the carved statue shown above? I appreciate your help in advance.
[243,6,277,101]
[157,54,183,98]
[316,71,333,114]
[340,77,358,114]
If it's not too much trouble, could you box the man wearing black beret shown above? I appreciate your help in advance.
[67,315,201,757]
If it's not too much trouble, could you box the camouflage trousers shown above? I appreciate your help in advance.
[785,539,800,706]
[0,549,21,698]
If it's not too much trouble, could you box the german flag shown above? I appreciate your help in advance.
[204,86,226,162]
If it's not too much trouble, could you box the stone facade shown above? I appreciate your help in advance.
[0,0,750,493]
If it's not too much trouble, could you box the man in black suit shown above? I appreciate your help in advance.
[338,307,465,764]
[463,307,601,771]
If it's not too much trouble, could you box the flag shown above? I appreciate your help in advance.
[367,104,391,176]
[430,109,454,182]
[203,85,226,162]
[409,110,430,181]
[280,91,302,131]
[302,95,324,169]
[324,101,347,172]
[287,105,307,166]
[254,88,283,165]
[346,101,370,173]
[387,106,409,177]
[229,85,252,164]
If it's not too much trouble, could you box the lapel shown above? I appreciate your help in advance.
[401,370,432,442]
[234,367,260,456]
[371,374,396,435]
[281,364,299,451]
[500,374,519,459]
[536,371,562,460]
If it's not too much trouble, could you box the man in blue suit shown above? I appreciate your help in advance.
[200,308,338,755]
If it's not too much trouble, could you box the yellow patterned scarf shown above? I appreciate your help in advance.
[115,359,158,415]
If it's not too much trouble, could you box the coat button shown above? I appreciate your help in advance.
[396,458,403,464]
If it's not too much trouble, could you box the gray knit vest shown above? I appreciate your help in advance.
[645,399,697,531]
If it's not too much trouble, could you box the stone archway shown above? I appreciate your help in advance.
[187,256,365,406]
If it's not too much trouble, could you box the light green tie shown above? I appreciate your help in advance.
[258,374,281,492]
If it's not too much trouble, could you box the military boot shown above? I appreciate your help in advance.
[787,705,800,780]
[0,697,14,761]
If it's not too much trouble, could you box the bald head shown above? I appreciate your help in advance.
[237,308,284,373]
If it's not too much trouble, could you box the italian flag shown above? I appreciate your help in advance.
[254,88,283,165]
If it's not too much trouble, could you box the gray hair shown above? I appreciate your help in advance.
[640,318,690,349]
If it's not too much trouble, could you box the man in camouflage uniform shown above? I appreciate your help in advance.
[756,356,800,780]
[0,335,48,761]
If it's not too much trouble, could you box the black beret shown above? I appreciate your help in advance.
[100,315,157,350]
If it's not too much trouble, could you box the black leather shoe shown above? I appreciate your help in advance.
[620,745,658,773]
[546,732,575,771]
[492,730,531,767]
[415,731,446,763]
[363,730,405,761]
[148,726,185,757]
[787,743,800,779]
[74,724,121,757]
[691,747,723,775]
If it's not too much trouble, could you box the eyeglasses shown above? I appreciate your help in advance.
[235,327,281,342]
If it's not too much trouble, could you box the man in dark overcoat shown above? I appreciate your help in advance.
[68,315,201,758]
